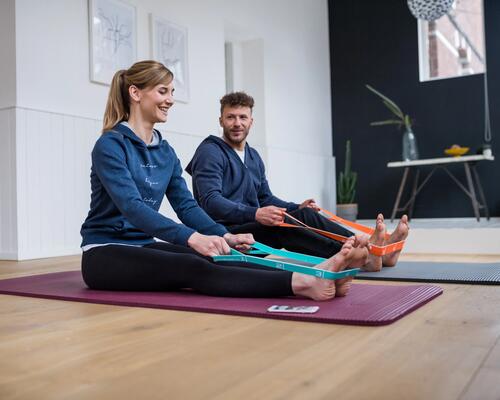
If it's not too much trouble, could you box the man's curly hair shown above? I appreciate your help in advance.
[220,92,254,115]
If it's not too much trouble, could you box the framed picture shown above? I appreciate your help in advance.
[89,0,137,85]
[150,16,190,103]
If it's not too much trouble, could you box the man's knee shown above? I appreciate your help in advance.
[289,207,317,220]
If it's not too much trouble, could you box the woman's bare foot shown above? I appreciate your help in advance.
[362,214,386,272]
[335,278,353,297]
[382,215,409,267]
[333,236,369,296]
[334,237,362,297]
[291,237,355,301]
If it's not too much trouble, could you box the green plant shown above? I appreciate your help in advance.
[337,140,357,204]
[366,84,412,131]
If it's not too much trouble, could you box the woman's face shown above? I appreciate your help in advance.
[137,81,175,124]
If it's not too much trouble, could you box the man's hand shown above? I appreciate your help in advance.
[255,206,286,226]
[223,233,255,251]
[299,198,320,211]
[187,232,231,257]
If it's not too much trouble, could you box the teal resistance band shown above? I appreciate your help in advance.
[212,242,360,281]
[250,242,327,265]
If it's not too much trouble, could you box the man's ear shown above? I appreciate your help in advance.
[219,116,223,127]
[129,85,141,103]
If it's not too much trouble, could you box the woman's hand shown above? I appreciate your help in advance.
[187,232,231,257]
[223,233,255,251]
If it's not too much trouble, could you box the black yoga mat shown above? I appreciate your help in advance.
[356,261,500,285]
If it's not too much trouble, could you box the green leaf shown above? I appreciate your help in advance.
[370,120,403,126]
[366,84,404,116]
[382,100,404,119]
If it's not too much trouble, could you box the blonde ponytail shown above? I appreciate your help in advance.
[102,70,129,132]
[102,61,173,133]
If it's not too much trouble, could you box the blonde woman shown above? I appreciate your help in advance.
[80,60,361,300]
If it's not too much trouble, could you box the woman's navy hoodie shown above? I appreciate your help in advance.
[81,124,227,247]
[185,135,298,225]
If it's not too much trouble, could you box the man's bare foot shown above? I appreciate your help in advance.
[334,235,371,296]
[351,235,370,267]
[291,237,355,301]
[382,215,409,267]
[362,214,386,272]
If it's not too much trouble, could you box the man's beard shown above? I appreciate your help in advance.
[222,128,249,146]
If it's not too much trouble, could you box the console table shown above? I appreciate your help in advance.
[387,154,495,222]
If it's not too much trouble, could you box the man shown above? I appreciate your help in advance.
[186,92,408,270]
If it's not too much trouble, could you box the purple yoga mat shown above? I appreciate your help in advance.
[0,271,442,326]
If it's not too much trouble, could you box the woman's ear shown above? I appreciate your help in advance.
[128,85,141,103]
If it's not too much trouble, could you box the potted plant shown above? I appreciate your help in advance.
[366,84,419,161]
[337,140,358,221]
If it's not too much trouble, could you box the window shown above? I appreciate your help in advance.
[418,0,485,81]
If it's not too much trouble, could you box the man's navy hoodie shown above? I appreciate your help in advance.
[81,124,227,247]
[185,135,298,225]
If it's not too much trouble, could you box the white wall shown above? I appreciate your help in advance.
[15,0,226,133]
[0,0,16,108]
[2,0,334,260]
[0,0,17,259]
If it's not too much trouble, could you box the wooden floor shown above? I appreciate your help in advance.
[1,254,500,400]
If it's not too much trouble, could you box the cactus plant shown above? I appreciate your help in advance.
[337,140,357,204]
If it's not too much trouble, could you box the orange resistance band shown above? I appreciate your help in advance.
[279,208,405,257]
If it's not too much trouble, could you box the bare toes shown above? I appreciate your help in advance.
[335,277,352,297]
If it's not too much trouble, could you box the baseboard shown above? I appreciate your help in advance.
[0,252,18,260]
[16,248,81,261]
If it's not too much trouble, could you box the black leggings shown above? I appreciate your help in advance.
[81,241,293,298]
[228,208,354,258]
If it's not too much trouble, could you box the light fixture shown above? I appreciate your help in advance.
[407,0,455,21]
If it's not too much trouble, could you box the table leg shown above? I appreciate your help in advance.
[464,162,480,221]
[391,167,409,222]
[471,164,490,220]
[408,169,420,221]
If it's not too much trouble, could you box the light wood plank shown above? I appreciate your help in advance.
[460,334,500,400]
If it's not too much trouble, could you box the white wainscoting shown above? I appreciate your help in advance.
[14,107,101,260]
[0,107,17,259]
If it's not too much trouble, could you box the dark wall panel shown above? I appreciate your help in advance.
[330,0,500,218]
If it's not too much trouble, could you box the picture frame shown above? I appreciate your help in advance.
[150,15,190,103]
[89,0,137,85]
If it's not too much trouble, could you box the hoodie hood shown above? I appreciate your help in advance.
[107,122,164,148]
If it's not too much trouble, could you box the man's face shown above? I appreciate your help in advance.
[219,105,253,147]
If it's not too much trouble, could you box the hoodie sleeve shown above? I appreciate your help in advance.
[255,153,299,212]
[93,137,224,246]
[190,145,258,224]
[165,151,228,237]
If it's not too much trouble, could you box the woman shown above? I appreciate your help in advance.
[80,60,360,300]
